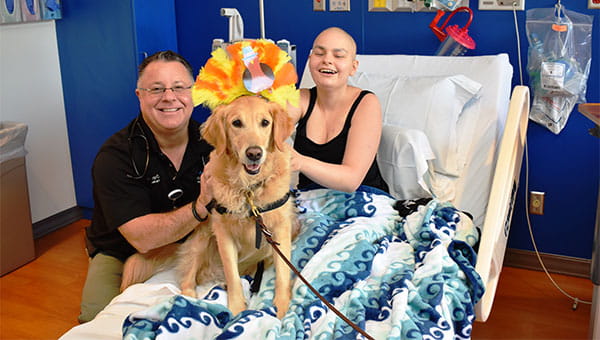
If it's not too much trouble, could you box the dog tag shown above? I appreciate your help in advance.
[167,189,183,201]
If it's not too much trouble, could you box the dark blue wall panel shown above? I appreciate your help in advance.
[55,0,178,214]
[56,1,139,210]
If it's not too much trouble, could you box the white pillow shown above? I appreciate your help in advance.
[348,72,397,115]
[377,125,434,200]
[350,73,482,177]
[377,125,458,201]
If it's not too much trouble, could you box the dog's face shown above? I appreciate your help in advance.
[201,96,294,176]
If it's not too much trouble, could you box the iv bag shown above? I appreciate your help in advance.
[526,5,593,134]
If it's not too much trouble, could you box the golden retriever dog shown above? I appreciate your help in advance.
[121,96,297,319]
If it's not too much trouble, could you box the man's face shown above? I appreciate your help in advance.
[135,61,194,136]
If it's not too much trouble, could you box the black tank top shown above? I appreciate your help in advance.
[293,87,389,193]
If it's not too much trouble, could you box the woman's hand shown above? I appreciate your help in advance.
[288,145,302,172]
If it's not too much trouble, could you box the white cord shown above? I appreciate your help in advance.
[512,3,524,86]
[523,143,592,306]
[514,2,592,307]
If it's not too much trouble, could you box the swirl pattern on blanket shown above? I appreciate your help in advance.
[123,187,483,340]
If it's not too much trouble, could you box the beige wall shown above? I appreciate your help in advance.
[0,21,76,223]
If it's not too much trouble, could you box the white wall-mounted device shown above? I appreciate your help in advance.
[313,0,326,11]
[221,8,244,42]
[330,0,351,11]
[479,0,525,11]
[369,0,470,12]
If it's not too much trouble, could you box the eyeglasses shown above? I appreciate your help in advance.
[137,85,193,96]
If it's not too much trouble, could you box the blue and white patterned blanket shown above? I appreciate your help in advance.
[122,188,484,340]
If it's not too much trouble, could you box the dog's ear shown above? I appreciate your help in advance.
[270,102,295,152]
[201,106,227,156]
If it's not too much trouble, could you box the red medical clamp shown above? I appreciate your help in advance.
[429,6,476,56]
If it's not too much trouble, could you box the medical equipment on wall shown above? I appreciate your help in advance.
[212,2,297,69]
[368,0,467,12]
[434,0,463,11]
[429,6,476,56]
[220,8,244,43]
[525,2,594,134]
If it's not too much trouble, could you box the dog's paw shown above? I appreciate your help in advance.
[273,295,290,319]
[181,287,197,298]
[228,298,247,316]
[276,306,289,319]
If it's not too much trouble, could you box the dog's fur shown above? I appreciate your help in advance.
[121,96,297,318]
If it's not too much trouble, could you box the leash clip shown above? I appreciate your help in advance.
[245,191,261,217]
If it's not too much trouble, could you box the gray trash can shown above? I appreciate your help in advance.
[0,121,35,276]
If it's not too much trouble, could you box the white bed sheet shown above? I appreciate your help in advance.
[61,269,204,340]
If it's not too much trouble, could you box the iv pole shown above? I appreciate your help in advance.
[259,0,265,39]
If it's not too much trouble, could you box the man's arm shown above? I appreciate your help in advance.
[119,164,214,254]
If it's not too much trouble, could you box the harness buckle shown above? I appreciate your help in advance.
[245,191,261,217]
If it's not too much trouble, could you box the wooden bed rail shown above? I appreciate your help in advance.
[475,85,530,322]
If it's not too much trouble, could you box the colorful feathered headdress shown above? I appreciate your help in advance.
[192,39,299,110]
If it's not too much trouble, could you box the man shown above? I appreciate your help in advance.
[79,51,213,323]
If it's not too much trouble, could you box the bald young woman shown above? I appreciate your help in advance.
[288,27,389,193]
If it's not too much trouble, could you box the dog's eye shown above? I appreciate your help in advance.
[232,119,243,128]
[261,119,270,127]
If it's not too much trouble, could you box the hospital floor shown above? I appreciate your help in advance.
[0,220,594,340]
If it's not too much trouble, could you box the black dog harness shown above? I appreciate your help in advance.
[205,190,293,293]
[205,190,292,248]
[206,190,291,218]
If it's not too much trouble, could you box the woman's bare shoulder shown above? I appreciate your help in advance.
[288,88,311,123]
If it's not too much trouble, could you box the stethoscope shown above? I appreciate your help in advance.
[126,117,150,180]
[126,117,183,207]
[126,116,205,208]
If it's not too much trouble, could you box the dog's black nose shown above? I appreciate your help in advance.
[246,146,262,161]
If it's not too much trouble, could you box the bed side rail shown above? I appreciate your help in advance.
[474,85,530,322]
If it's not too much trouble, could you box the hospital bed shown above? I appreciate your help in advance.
[60,53,529,339]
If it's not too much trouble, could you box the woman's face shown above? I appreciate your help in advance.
[308,28,358,89]
[135,60,194,136]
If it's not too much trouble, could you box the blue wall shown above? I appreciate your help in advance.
[55,0,179,211]
[55,1,598,260]
[175,1,599,260]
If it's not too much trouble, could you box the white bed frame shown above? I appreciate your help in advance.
[475,85,529,321]
[300,54,530,322]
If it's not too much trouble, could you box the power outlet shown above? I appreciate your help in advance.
[479,0,525,11]
[529,191,545,215]
[330,0,351,11]
[314,0,326,11]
